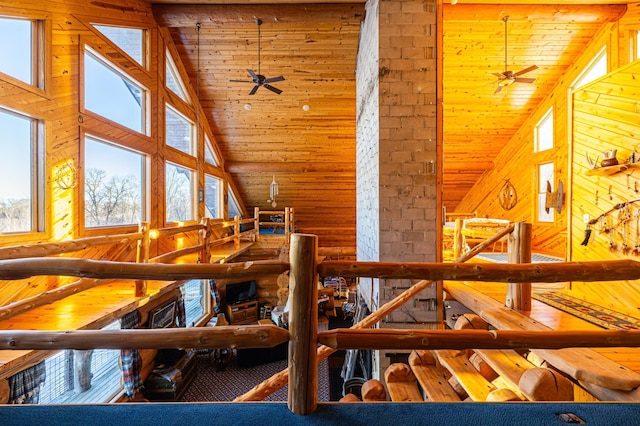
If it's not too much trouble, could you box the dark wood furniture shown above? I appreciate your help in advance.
[226,300,259,325]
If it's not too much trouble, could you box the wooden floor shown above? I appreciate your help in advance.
[465,281,640,375]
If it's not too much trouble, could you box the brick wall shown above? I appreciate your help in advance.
[355,0,439,381]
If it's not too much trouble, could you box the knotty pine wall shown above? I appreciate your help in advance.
[0,0,223,308]
[571,58,640,316]
[455,13,633,259]
[457,6,640,315]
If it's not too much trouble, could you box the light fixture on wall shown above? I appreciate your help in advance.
[267,175,279,208]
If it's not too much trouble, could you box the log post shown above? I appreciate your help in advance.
[199,218,211,264]
[135,221,150,297]
[288,233,318,415]
[285,207,291,240]
[453,218,464,259]
[506,222,532,311]
[234,215,240,250]
[254,207,261,241]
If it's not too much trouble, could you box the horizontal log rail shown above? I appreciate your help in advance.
[317,329,640,350]
[149,244,201,264]
[0,325,289,351]
[149,223,203,239]
[0,232,143,260]
[0,258,289,281]
[318,259,640,283]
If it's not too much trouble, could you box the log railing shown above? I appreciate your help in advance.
[3,234,640,414]
[253,207,295,241]
[0,216,261,322]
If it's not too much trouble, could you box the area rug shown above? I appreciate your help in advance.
[532,290,640,330]
[180,351,330,402]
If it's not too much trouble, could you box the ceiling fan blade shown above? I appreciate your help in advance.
[263,84,282,95]
[492,72,505,78]
[264,75,285,84]
[514,77,536,84]
[514,65,538,77]
[249,85,260,95]
[247,69,258,80]
[494,85,503,94]
[230,79,255,83]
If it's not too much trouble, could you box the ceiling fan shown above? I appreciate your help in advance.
[230,19,285,95]
[493,16,537,94]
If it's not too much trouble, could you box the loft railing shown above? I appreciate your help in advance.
[2,233,640,413]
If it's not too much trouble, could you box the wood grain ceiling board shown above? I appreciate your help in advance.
[154,4,363,246]
[154,1,627,246]
[441,4,625,211]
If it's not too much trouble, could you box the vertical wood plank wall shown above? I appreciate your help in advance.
[0,0,217,306]
[572,59,640,315]
[455,12,635,259]
[457,7,640,313]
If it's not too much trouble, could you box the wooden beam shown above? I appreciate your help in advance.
[317,328,640,351]
[319,258,640,283]
[0,258,288,281]
[443,4,627,23]
[0,326,290,351]
[226,161,355,174]
[288,233,318,415]
[152,3,365,27]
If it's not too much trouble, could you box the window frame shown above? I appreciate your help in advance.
[0,105,45,235]
[536,161,555,224]
[82,45,149,136]
[181,279,210,327]
[82,134,148,231]
[165,103,195,157]
[165,49,190,104]
[534,108,553,153]
[165,161,196,224]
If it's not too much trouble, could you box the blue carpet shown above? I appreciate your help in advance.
[1,402,639,425]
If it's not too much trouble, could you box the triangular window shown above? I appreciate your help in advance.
[204,134,220,166]
[166,51,190,103]
[92,24,144,66]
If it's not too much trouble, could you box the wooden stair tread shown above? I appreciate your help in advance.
[408,354,461,402]
[384,363,424,402]
[474,349,535,389]
[434,350,495,401]
[482,307,640,391]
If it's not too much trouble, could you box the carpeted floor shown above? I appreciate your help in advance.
[179,351,330,402]
[533,290,640,330]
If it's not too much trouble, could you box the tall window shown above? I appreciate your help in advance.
[84,136,144,228]
[537,162,555,223]
[92,24,144,67]
[165,105,194,155]
[204,174,221,219]
[0,17,41,86]
[84,48,146,134]
[535,108,553,152]
[166,162,195,223]
[0,107,42,233]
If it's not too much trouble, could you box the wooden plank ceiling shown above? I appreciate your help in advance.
[152,1,626,246]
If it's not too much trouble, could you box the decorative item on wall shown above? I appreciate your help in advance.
[544,179,565,214]
[267,175,279,208]
[498,179,517,210]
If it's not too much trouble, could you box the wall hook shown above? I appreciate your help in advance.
[609,185,613,200]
